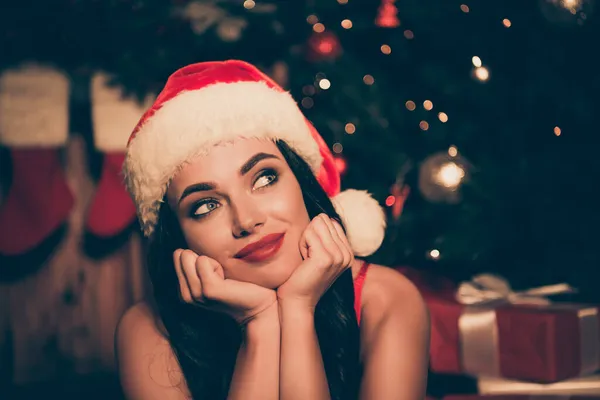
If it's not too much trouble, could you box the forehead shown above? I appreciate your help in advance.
[171,138,282,186]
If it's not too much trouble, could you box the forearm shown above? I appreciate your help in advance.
[228,304,280,400]
[279,303,330,400]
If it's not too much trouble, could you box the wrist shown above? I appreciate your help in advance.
[244,301,280,339]
[278,300,315,325]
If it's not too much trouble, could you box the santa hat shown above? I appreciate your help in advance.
[123,60,386,256]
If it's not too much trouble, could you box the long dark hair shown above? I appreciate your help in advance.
[146,140,361,399]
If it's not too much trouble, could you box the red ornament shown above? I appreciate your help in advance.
[388,183,410,220]
[307,31,342,62]
[376,0,401,28]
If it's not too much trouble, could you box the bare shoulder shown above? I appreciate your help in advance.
[115,301,190,399]
[360,264,429,325]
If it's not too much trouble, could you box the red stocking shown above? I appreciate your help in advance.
[85,152,137,237]
[0,149,73,255]
[0,64,71,279]
[85,73,150,240]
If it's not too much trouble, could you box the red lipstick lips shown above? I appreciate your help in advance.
[235,233,285,263]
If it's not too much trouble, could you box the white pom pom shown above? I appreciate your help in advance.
[332,189,387,257]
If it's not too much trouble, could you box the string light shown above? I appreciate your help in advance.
[313,23,325,33]
[363,74,375,85]
[435,162,465,188]
[429,249,441,259]
[472,56,482,67]
[474,66,490,81]
[243,0,255,10]
[345,123,356,134]
[301,97,314,108]
[405,100,416,111]
[438,112,448,122]
[562,0,582,14]
[448,145,458,157]
[318,78,331,89]
[460,4,470,13]
[404,30,414,39]
[502,18,512,27]
[381,44,392,54]
[341,19,353,29]
[307,15,318,24]
[333,142,343,153]
[419,121,430,131]
[302,85,316,96]
[423,100,433,110]
[385,195,396,207]
[554,126,562,136]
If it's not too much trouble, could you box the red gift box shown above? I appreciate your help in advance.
[397,267,600,383]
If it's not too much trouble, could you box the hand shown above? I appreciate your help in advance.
[276,214,354,309]
[174,249,277,325]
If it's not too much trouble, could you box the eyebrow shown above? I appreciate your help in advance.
[239,152,279,176]
[178,152,280,205]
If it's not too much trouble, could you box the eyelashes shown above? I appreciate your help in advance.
[189,168,279,219]
[252,168,278,191]
[189,198,220,218]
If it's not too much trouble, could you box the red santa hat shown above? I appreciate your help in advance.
[123,60,386,256]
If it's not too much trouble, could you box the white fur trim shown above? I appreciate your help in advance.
[0,64,69,147]
[91,73,153,152]
[124,80,321,236]
[332,189,386,257]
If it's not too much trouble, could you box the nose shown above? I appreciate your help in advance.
[231,196,266,238]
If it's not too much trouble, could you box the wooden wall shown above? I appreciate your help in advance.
[0,135,148,385]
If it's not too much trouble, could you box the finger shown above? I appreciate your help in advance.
[320,216,347,256]
[312,216,343,266]
[321,216,352,270]
[195,256,223,301]
[322,215,345,246]
[330,218,353,254]
[299,217,324,260]
[180,250,203,301]
[300,226,321,260]
[298,229,309,260]
[330,219,354,267]
[173,249,192,303]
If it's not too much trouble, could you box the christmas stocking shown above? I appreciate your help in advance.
[0,65,72,278]
[85,73,149,244]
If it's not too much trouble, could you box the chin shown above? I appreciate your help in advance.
[260,260,300,289]
[255,249,304,289]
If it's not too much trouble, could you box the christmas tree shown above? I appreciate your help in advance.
[1,0,598,297]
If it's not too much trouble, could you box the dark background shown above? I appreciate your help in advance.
[1,0,598,397]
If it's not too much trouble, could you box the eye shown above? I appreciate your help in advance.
[191,199,220,218]
[252,169,278,191]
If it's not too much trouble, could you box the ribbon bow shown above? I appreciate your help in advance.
[456,273,576,306]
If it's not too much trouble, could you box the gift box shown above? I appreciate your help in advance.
[397,267,600,383]
[478,374,600,396]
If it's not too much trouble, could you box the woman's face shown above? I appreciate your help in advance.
[166,138,311,289]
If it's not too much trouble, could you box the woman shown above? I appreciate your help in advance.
[116,60,429,400]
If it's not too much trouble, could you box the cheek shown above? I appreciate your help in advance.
[266,196,306,222]
[267,181,310,225]
[179,221,230,263]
